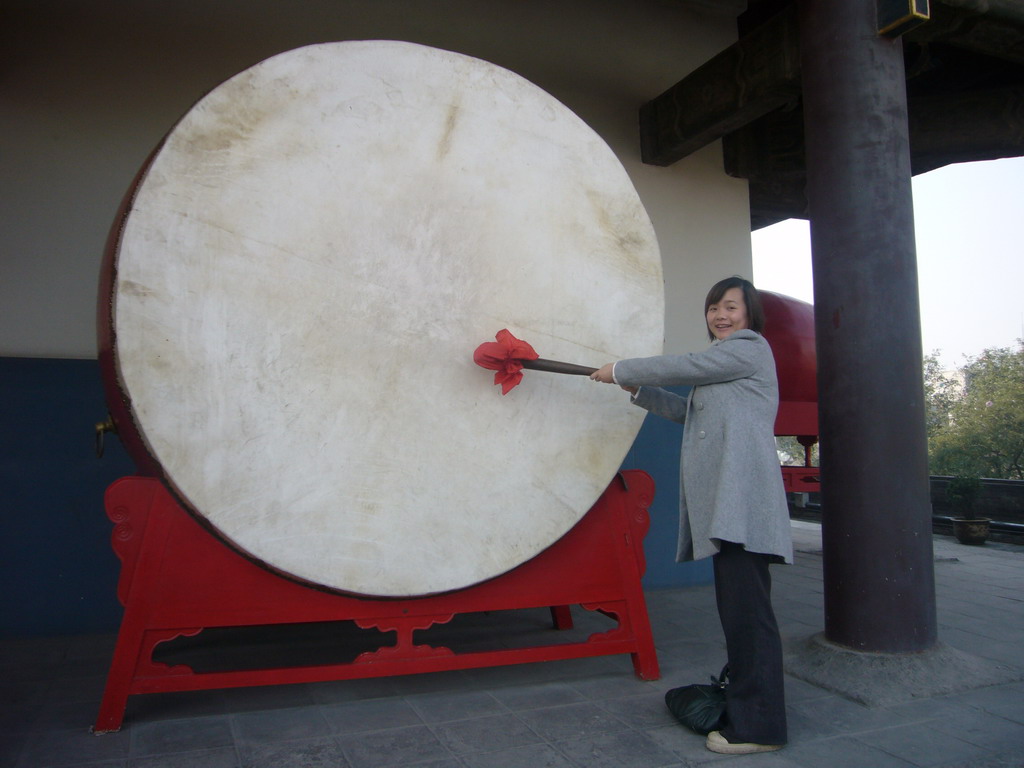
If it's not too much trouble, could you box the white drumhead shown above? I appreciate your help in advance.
[110,41,663,597]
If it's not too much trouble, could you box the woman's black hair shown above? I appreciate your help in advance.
[703,276,766,341]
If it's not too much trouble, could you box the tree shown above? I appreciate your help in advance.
[926,341,1024,480]
[922,351,961,442]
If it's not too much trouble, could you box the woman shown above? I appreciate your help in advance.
[590,276,791,755]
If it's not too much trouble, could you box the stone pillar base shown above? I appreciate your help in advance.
[785,633,1022,707]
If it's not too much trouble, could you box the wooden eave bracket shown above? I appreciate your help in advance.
[639,5,802,167]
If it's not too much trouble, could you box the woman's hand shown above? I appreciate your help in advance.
[591,363,638,395]
[590,363,616,383]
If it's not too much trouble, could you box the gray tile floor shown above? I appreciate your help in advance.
[3,522,1022,768]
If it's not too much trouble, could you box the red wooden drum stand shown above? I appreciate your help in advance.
[94,471,659,733]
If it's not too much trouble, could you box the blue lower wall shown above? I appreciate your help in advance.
[1,357,136,637]
[621,387,713,590]
[0,358,708,637]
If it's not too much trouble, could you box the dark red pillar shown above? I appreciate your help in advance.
[798,0,937,652]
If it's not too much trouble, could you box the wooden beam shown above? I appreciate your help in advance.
[906,2,1024,66]
[748,177,808,230]
[722,105,805,182]
[909,84,1024,174]
[727,82,1024,227]
[639,5,801,166]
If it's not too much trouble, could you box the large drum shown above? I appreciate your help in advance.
[98,41,664,597]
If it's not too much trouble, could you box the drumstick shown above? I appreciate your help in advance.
[474,329,597,394]
[520,358,597,376]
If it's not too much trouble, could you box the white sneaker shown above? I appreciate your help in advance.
[706,730,784,755]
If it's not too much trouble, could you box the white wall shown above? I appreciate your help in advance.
[1,0,751,359]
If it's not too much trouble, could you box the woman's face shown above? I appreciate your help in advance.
[706,286,749,341]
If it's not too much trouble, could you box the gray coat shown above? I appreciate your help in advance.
[614,329,793,564]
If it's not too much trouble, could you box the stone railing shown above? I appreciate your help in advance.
[929,476,1024,524]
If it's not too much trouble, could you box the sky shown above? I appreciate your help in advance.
[751,156,1024,370]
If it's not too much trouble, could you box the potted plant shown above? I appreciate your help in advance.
[946,476,990,545]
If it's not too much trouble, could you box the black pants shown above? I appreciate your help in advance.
[713,540,787,745]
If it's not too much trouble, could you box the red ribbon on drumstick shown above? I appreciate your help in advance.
[473,329,598,394]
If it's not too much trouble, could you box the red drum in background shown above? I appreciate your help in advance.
[96,42,664,599]
[760,290,818,407]
[760,290,820,491]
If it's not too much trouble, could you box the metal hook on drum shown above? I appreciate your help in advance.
[95,415,116,458]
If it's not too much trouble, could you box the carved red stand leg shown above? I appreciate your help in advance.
[94,471,659,733]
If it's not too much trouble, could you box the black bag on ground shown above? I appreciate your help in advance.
[664,665,728,735]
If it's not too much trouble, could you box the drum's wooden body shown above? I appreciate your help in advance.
[760,290,817,406]
[97,41,664,598]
